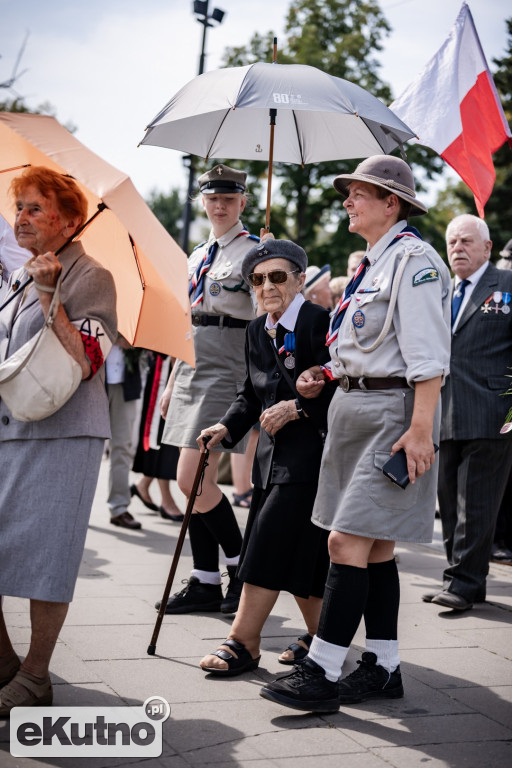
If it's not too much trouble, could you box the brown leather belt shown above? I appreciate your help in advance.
[338,375,409,393]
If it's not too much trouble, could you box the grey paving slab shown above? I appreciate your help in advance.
[445,684,512,728]
[372,740,512,768]
[445,625,512,657]
[329,711,512,748]
[400,647,512,688]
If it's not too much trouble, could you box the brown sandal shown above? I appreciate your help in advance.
[0,653,21,689]
[0,669,53,716]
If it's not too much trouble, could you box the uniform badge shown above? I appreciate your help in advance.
[284,354,296,369]
[352,310,365,328]
[209,282,221,296]
[209,261,233,280]
[412,268,439,286]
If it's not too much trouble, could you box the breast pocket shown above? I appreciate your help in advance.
[369,451,419,511]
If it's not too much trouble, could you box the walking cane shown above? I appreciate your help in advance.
[147,443,210,655]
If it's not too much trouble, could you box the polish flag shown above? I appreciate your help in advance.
[391,2,511,217]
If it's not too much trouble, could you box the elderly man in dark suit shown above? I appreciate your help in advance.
[424,214,512,611]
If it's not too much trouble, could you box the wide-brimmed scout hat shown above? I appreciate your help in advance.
[333,155,428,216]
[198,164,247,194]
[304,264,331,291]
[242,239,307,283]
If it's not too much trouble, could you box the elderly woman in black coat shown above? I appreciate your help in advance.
[196,239,336,676]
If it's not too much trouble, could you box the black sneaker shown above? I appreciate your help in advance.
[337,652,404,704]
[221,566,243,614]
[260,658,340,713]
[154,577,222,614]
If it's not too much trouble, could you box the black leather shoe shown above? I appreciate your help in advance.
[260,658,340,713]
[130,484,159,512]
[221,566,243,614]
[159,506,185,523]
[431,590,473,611]
[110,511,142,530]
[155,577,222,614]
[337,652,404,704]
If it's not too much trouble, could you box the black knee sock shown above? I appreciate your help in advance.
[364,559,400,640]
[317,563,369,647]
[198,494,243,559]
[189,513,219,572]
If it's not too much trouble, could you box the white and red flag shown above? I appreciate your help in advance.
[391,2,511,217]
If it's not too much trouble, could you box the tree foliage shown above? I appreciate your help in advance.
[205,0,444,274]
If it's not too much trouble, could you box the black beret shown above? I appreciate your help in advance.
[242,239,308,283]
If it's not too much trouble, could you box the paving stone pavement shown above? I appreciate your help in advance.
[1,455,511,767]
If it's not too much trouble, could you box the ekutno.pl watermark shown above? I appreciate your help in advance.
[10,696,170,758]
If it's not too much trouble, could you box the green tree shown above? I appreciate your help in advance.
[213,0,443,274]
[146,188,186,242]
[448,18,512,256]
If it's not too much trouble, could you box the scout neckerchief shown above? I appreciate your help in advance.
[325,225,423,347]
[188,228,252,308]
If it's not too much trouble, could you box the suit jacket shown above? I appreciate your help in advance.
[441,262,512,440]
[221,301,336,488]
[0,242,117,441]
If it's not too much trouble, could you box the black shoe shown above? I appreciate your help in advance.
[260,658,340,713]
[221,565,243,614]
[431,590,473,611]
[154,576,222,614]
[129,484,159,512]
[159,506,185,523]
[337,652,404,705]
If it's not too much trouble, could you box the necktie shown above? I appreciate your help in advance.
[189,241,218,309]
[327,256,370,343]
[451,279,470,328]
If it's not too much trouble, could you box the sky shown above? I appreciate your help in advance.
[0,0,510,202]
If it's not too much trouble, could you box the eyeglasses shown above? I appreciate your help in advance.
[248,269,299,287]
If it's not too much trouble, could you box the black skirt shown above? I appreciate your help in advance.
[237,482,329,599]
[132,354,179,480]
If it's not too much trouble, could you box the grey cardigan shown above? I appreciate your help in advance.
[0,241,117,440]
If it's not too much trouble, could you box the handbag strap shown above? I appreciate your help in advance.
[268,335,300,399]
[0,275,63,384]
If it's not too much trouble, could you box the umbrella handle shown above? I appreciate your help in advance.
[147,444,210,656]
[265,108,277,232]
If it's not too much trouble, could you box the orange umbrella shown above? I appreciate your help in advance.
[0,112,194,366]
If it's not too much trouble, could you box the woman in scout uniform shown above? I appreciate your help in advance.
[159,164,258,615]
[196,239,335,676]
[260,155,452,713]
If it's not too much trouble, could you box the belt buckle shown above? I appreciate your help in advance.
[340,375,351,393]
[192,315,201,327]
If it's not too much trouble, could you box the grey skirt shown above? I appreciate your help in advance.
[0,437,104,602]
[312,387,440,543]
[162,324,249,452]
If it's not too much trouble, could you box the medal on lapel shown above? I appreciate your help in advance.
[281,332,296,369]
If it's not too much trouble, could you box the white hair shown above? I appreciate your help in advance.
[446,214,490,242]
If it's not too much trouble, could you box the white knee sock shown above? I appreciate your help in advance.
[191,569,222,585]
[308,635,350,682]
[365,639,400,672]
[224,555,240,567]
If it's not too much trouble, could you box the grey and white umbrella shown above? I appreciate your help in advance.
[140,59,415,227]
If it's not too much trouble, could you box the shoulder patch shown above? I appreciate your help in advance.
[412,267,439,286]
[192,240,207,252]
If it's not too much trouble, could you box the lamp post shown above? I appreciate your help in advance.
[181,0,226,253]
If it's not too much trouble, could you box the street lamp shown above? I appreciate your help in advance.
[182,0,226,253]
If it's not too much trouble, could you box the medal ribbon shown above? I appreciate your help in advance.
[326,226,423,347]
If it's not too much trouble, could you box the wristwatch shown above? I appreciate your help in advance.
[295,398,305,419]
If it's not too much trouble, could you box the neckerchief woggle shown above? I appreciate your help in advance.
[325,226,423,347]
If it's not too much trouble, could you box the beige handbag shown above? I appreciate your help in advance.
[0,275,82,422]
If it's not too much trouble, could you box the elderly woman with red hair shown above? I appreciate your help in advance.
[0,167,117,715]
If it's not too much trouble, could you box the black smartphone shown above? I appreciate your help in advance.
[382,445,439,489]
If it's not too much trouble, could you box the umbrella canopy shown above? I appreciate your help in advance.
[140,62,415,163]
[0,112,194,366]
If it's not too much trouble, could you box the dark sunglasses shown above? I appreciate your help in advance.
[248,269,299,287]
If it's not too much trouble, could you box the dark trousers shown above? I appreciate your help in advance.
[437,438,512,600]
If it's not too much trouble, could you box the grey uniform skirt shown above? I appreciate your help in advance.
[0,436,104,602]
[312,387,440,543]
[162,324,249,453]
